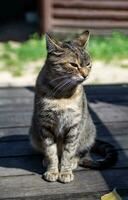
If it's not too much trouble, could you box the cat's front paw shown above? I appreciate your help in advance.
[43,170,59,182]
[59,171,74,183]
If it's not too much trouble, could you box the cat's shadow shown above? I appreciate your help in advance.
[0,133,101,176]
[0,134,45,175]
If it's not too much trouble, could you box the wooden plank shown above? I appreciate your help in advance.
[97,134,128,150]
[1,127,128,149]
[39,0,53,33]
[53,19,128,28]
[85,84,128,95]
[87,94,128,104]
[0,156,40,176]
[0,194,103,200]
[1,194,127,200]
[0,93,128,112]
[0,127,29,140]
[89,103,128,124]
[1,99,128,128]
[0,95,128,115]
[89,101,128,109]
[0,94,128,114]
[1,93,128,104]
[0,112,32,128]
[0,85,127,97]
[53,27,128,36]
[1,194,128,200]
[0,102,128,128]
[0,155,42,177]
[0,120,128,141]
[109,150,128,169]
[0,105,32,113]
[53,9,128,20]
[0,87,33,98]
[0,97,33,106]
[0,169,127,199]
[1,101,128,114]
[0,130,128,163]
[0,140,36,157]
[0,102,32,113]
[96,121,128,136]
[54,0,128,10]
[0,149,127,177]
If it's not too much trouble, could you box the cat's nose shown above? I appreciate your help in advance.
[81,73,87,79]
[79,68,89,79]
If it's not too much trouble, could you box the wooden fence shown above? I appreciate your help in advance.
[39,0,128,35]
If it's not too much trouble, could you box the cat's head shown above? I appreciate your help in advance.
[45,31,92,87]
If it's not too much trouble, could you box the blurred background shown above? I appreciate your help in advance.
[0,0,128,86]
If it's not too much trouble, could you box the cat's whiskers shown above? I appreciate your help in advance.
[49,79,68,97]
[52,80,70,97]
[49,75,70,84]
[52,79,72,97]
[60,80,73,95]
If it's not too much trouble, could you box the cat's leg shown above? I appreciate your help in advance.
[29,127,43,153]
[42,137,59,182]
[59,128,79,183]
[70,156,79,170]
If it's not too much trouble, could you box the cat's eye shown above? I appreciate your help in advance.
[69,62,78,68]
[53,51,63,56]
[86,62,91,68]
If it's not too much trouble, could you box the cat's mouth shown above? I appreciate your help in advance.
[71,75,87,84]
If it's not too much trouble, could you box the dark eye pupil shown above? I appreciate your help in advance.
[70,63,78,68]
[87,62,90,66]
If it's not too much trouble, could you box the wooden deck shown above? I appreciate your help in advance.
[0,85,128,200]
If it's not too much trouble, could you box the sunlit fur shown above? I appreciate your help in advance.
[29,31,117,183]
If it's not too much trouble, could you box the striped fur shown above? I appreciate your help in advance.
[29,31,117,183]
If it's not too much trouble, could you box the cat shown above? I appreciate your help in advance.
[29,30,117,183]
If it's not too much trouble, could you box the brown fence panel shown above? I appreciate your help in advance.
[39,0,128,35]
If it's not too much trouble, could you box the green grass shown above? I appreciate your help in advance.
[0,34,47,76]
[0,32,127,76]
[88,32,128,61]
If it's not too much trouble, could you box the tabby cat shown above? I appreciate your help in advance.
[29,31,117,183]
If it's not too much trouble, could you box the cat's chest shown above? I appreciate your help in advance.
[54,108,81,136]
[42,97,82,134]
[43,91,82,111]
[46,97,82,118]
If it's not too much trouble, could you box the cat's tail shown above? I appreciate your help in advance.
[79,139,118,170]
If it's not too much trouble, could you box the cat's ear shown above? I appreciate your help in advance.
[46,34,63,53]
[74,30,90,47]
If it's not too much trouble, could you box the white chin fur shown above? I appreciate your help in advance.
[82,76,89,85]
